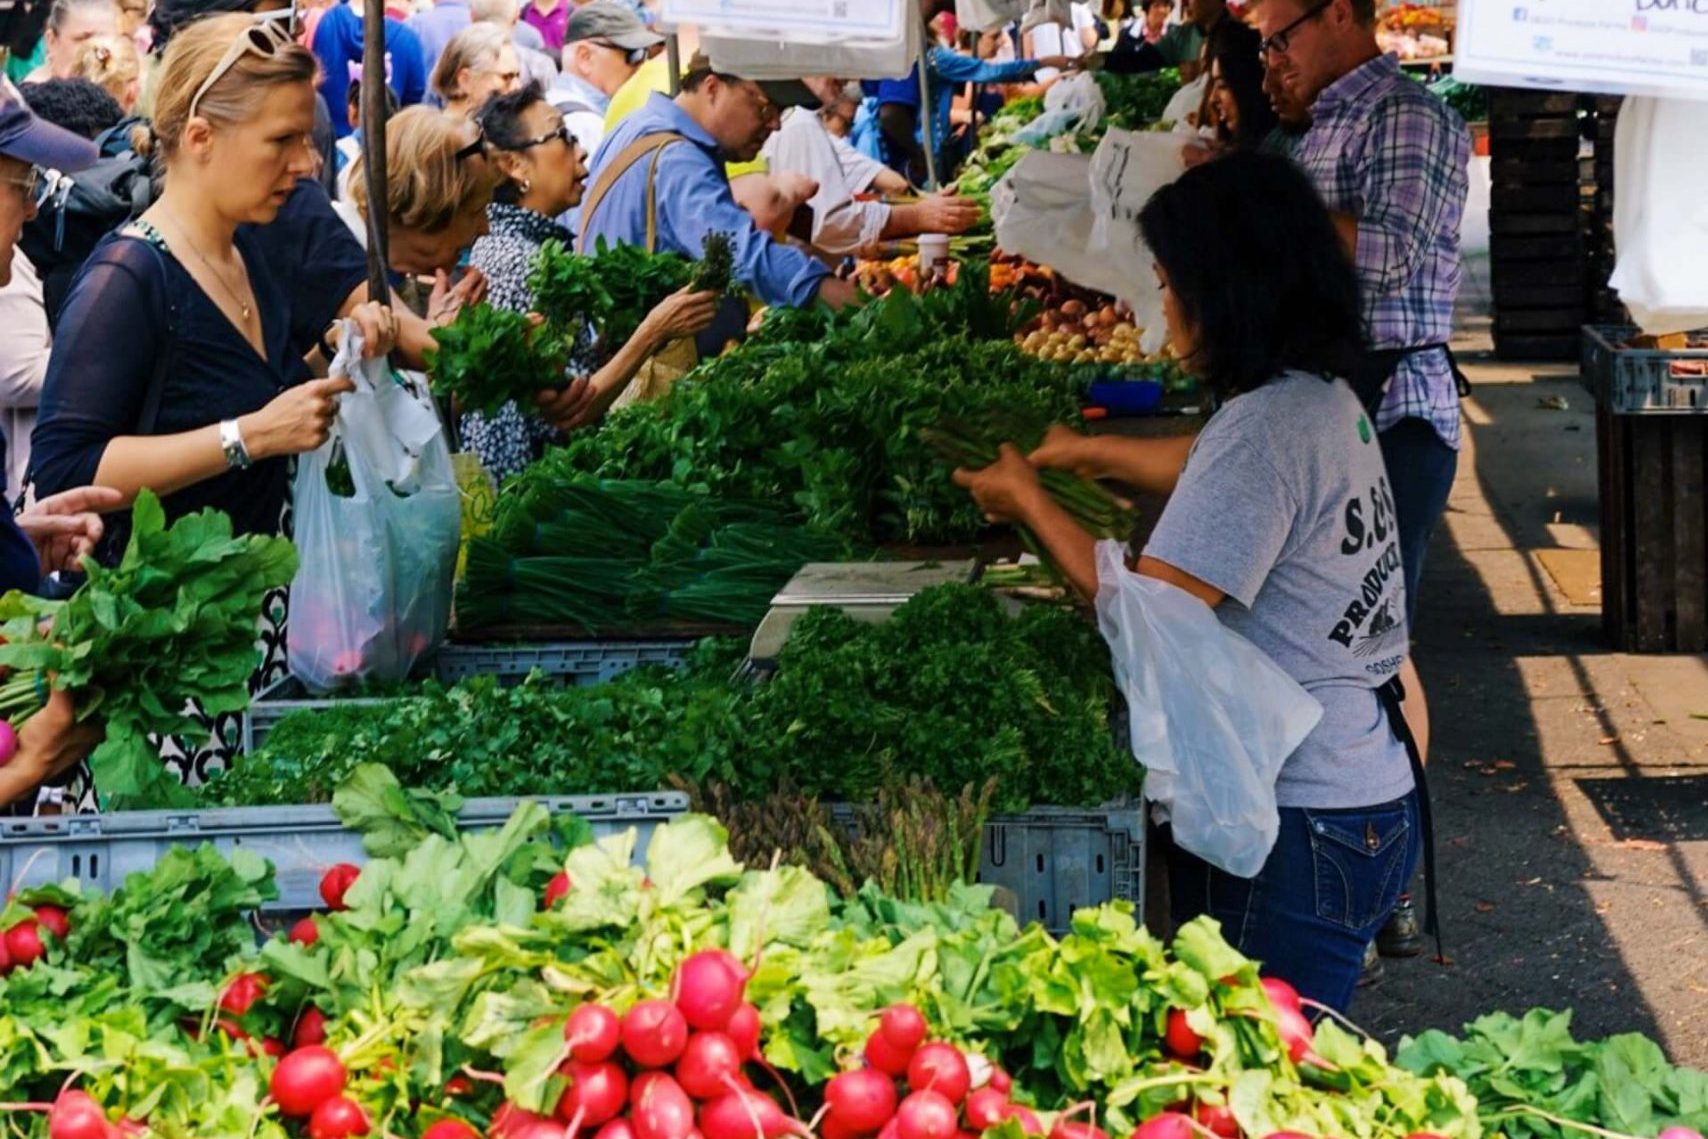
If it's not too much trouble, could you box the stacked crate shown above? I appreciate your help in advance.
[1584,95,1626,327]
[1488,89,1586,361]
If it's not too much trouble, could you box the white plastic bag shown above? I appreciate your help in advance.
[1040,70,1106,133]
[956,0,1028,32]
[288,322,462,692]
[1608,96,1708,334]
[1093,541,1323,877]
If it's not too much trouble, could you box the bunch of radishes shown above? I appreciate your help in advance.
[481,947,782,1139]
[0,901,69,975]
[830,1005,1039,1139]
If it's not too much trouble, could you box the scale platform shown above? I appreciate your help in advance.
[747,560,980,667]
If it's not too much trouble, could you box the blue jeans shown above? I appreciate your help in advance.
[1379,418,1458,626]
[1165,791,1422,1013]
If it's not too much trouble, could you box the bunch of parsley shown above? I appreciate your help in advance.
[424,302,570,416]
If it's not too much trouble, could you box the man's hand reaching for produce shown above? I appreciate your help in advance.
[18,486,125,575]
[917,189,982,235]
[952,443,1046,524]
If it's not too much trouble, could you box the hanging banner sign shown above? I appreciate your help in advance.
[1455,0,1708,102]
[660,0,905,40]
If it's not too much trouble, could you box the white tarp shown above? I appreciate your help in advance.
[1608,96,1708,334]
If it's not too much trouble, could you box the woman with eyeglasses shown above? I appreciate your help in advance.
[458,81,717,480]
[433,22,523,119]
[31,13,400,791]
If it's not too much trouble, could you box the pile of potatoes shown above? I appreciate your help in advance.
[1015,299,1148,365]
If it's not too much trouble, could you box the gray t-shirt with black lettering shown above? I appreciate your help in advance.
[1143,371,1414,809]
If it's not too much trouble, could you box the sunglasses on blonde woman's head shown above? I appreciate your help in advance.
[188,12,298,119]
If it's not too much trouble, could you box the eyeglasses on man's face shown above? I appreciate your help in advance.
[1259,0,1332,60]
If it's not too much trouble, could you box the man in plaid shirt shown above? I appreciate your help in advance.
[1252,0,1470,967]
[1253,0,1470,621]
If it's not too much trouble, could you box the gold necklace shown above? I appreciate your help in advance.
[161,212,255,323]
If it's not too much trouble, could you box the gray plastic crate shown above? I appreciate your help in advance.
[0,791,688,912]
[433,640,698,685]
[830,803,1144,934]
[1583,325,1708,414]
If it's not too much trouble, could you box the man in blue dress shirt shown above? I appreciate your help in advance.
[580,55,857,313]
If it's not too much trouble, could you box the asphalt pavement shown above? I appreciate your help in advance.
[1352,323,1708,1067]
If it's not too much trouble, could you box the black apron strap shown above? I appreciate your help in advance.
[1376,675,1445,962]
[1350,343,1471,412]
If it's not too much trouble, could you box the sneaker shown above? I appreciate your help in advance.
[1377,896,1426,959]
[1357,939,1384,987]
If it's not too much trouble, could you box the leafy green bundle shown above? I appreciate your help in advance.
[1398,1009,1708,1139]
[424,302,570,416]
[0,491,297,809]
[456,476,853,632]
[530,236,698,351]
[556,273,1081,545]
[1095,68,1185,129]
[215,585,1131,815]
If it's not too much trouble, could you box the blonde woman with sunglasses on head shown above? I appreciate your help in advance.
[31,12,399,790]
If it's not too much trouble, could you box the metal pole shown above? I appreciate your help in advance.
[666,31,681,96]
[917,34,938,190]
[361,0,391,305]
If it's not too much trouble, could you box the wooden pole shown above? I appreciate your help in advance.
[361,0,390,305]
[666,31,681,96]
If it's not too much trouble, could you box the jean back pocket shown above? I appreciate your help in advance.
[1305,802,1413,932]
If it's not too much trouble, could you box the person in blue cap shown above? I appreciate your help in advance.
[0,86,118,810]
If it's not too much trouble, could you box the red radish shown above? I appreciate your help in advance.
[319,864,360,911]
[676,1032,745,1101]
[675,951,748,1031]
[295,1006,329,1048]
[907,1044,971,1104]
[632,1072,697,1139]
[1130,1114,1195,1139]
[1273,1003,1326,1068]
[987,1071,1012,1097]
[876,1121,900,1139]
[220,972,268,1016]
[32,904,69,940]
[1051,1124,1108,1139]
[1163,1011,1203,1060]
[864,1032,914,1078]
[545,872,574,908]
[1193,1104,1237,1139]
[511,1123,570,1139]
[824,1068,899,1133]
[444,1076,474,1099]
[0,930,9,973]
[894,1091,957,1139]
[5,919,46,968]
[566,1003,623,1063]
[492,1105,554,1139]
[557,1060,629,1129]
[1001,1107,1042,1136]
[0,720,17,766]
[878,1005,927,1055]
[963,1089,1008,1131]
[1259,1133,1317,1139]
[270,1045,348,1117]
[1259,978,1301,1013]
[258,1037,286,1059]
[1658,1130,1706,1139]
[698,1088,796,1139]
[623,999,690,1068]
[821,1114,864,1139]
[597,1121,639,1139]
[47,1091,109,1139]
[289,916,320,947]
[423,1122,479,1139]
[725,1004,762,1060]
[308,1096,369,1139]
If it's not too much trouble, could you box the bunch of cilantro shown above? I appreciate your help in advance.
[0,491,296,810]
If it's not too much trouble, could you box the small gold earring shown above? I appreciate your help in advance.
[520,178,532,193]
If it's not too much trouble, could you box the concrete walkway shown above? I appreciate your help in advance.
[1355,319,1708,1066]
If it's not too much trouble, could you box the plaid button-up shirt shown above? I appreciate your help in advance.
[1292,53,1471,449]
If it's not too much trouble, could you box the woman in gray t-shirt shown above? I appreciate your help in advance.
[952,151,1423,1013]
